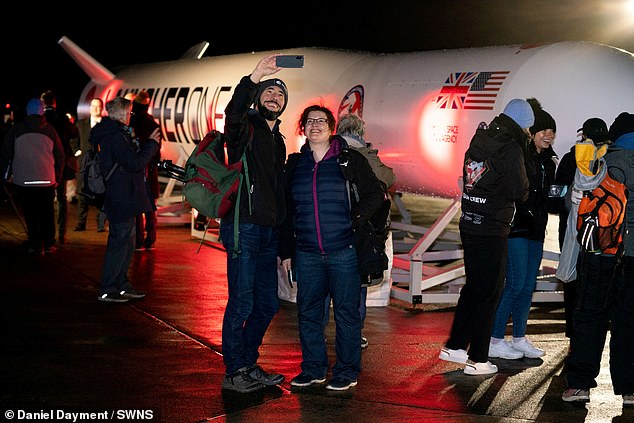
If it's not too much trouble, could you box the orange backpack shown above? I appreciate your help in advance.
[576,173,628,255]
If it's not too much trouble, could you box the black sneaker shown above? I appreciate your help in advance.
[120,289,146,299]
[222,368,264,393]
[326,377,358,391]
[290,373,327,387]
[26,247,43,255]
[361,336,369,349]
[97,292,130,303]
[44,246,57,254]
[562,388,590,403]
[246,365,284,385]
[74,225,86,231]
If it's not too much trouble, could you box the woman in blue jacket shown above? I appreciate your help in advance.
[279,105,385,391]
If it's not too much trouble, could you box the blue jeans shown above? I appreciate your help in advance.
[296,245,361,381]
[220,222,280,375]
[492,237,543,338]
[100,218,136,294]
[322,287,367,331]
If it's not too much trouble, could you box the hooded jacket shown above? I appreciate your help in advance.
[1,115,64,187]
[459,114,530,236]
[89,117,158,223]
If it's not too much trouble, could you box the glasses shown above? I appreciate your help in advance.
[305,118,328,127]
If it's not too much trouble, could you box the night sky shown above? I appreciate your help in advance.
[2,1,633,119]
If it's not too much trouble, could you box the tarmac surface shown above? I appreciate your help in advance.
[1,197,632,423]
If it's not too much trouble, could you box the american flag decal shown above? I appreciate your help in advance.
[436,71,509,110]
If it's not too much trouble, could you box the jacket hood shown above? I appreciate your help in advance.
[574,159,606,191]
[470,114,527,157]
[21,115,49,133]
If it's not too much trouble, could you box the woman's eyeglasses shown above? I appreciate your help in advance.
[305,118,328,127]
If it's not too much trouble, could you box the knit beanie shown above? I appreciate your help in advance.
[26,98,43,116]
[255,78,288,114]
[579,117,609,144]
[502,99,534,129]
[530,109,556,135]
[608,112,634,143]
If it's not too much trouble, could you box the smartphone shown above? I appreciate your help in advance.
[276,55,304,68]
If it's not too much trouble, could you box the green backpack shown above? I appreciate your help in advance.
[182,130,250,255]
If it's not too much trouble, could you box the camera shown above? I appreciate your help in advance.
[548,184,567,198]
[157,160,187,183]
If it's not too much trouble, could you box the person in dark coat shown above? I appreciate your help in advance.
[92,97,160,303]
[439,98,531,375]
[126,91,162,251]
[554,118,611,340]
[489,99,557,360]
[74,97,107,232]
[41,90,79,244]
[562,112,634,406]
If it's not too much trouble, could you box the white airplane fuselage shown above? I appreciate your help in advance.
[61,38,634,199]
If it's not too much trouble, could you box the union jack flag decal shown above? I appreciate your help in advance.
[436,71,509,110]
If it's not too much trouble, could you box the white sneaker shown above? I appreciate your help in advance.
[464,359,498,375]
[512,338,545,358]
[439,347,468,364]
[488,339,523,359]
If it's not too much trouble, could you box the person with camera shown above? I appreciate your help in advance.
[92,97,160,303]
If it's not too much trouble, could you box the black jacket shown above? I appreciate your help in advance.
[460,114,530,236]
[552,145,576,248]
[510,143,558,241]
[129,102,161,200]
[43,106,79,180]
[90,117,158,223]
[222,75,287,227]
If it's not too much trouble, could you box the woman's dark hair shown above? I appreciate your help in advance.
[298,105,336,135]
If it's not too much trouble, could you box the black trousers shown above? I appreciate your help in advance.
[446,232,508,363]
[565,253,634,394]
[14,185,56,249]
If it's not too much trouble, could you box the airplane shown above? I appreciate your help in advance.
[58,36,634,305]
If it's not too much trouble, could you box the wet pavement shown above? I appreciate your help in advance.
[1,198,632,423]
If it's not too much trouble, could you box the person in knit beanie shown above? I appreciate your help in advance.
[489,98,557,361]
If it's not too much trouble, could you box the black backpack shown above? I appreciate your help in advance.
[78,148,117,204]
[338,147,391,287]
